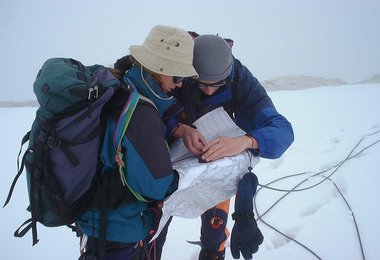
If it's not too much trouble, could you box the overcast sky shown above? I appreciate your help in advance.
[1,0,379,101]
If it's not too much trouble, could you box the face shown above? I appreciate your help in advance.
[156,75,184,94]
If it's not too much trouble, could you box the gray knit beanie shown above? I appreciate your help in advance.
[193,34,233,81]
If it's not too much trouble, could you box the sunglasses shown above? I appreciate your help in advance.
[194,77,231,88]
[173,76,185,84]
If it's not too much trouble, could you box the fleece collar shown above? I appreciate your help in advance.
[124,65,175,117]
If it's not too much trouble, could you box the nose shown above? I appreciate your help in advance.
[201,87,215,95]
[174,81,183,88]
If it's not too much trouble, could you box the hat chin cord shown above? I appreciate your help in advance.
[140,66,173,101]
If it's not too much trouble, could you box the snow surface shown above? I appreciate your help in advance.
[1,84,380,259]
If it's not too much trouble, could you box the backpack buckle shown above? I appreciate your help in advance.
[47,136,53,148]
[88,86,99,100]
[47,136,61,148]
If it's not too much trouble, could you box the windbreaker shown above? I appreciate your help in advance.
[172,58,294,159]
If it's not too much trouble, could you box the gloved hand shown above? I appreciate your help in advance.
[230,212,263,259]
[230,171,263,259]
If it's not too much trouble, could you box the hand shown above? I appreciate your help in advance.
[230,213,264,259]
[174,124,207,155]
[201,135,252,162]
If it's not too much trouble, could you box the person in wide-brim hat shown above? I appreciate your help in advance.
[79,25,198,260]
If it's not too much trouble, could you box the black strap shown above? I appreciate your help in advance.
[231,212,255,221]
[230,61,240,114]
[18,131,30,169]
[27,138,48,246]
[98,175,109,257]
[14,217,39,245]
[223,60,240,118]
[3,132,31,207]
[14,218,33,237]
[44,126,80,167]
[5,130,40,246]
[59,141,80,166]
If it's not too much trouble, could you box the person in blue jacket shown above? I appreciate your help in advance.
[168,34,294,259]
[77,25,198,260]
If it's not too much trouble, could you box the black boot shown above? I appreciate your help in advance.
[199,248,225,260]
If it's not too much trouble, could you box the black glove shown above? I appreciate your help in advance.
[230,172,263,259]
[231,212,263,259]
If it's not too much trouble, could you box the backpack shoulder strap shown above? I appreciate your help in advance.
[227,60,240,117]
[112,84,151,202]
[220,60,240,118]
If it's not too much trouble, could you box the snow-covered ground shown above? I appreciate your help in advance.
[1,83,380,259]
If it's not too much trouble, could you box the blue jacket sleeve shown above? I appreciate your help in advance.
[106,102,176,200]
[233,61,294,159]
[126,103,176,200]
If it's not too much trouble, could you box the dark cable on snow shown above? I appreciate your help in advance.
[258,130,380,193]
[254,129,380,259]
[324,176,366,260]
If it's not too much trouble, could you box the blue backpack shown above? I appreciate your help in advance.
[3,58,143,246]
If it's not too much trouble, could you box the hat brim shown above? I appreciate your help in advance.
[130,45,198,79]
[197,61,233,81]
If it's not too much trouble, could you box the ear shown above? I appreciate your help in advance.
[224,38,234,48]
[187,31,200,39]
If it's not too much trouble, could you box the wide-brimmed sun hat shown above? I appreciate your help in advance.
[129,25,198,78]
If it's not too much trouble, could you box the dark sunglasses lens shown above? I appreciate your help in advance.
[211,82,227,88]
[196,78,230,88]
[173,76,185,83]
